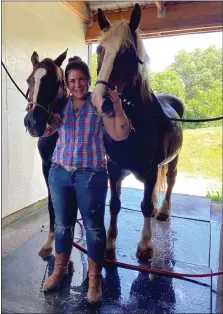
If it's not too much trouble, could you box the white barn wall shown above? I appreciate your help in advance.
[2,2,87,218]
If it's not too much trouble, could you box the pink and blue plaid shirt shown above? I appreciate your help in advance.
[52,94,106,170]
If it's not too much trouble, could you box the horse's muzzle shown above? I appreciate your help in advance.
[24,108,47,137]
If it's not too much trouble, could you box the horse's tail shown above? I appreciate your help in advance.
[154,133,168,202]
[154,164,167,198]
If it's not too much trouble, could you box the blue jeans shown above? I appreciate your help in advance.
[49,163,108,264]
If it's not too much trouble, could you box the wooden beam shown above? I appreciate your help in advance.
[141,25,222,38]
[86,1,223,42]
[61,1,90,23]
[155,1,166,18]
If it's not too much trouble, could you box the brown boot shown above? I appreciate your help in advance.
[38,232,54,259]
[87,258,102,304]
[43,252,71,292]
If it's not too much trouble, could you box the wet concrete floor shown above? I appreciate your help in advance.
[2,189,223,313]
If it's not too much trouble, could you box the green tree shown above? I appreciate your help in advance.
[170,45,222,101]
[184,80,223,128]
[150,69,186,102]
[150,45,222,128]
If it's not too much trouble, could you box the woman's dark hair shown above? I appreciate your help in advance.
[65,56,91,85]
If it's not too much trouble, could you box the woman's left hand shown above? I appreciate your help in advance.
[108,89,123,114]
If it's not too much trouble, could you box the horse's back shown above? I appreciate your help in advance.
[156,94,184,118]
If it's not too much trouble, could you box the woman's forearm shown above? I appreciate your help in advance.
[100,89,130,141]
[114,111,129,139]
[102,112,130,141]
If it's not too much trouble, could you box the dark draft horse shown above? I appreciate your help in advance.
[24,4,184,261]
[92,4,184,260]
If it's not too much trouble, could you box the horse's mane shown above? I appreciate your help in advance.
[100,22,151,103]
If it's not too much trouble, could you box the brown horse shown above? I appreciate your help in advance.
[24,50,69,257]
[92,4,184,261]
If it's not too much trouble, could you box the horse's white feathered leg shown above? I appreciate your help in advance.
[136,217,153,260]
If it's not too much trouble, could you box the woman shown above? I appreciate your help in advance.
[43,56,130,304]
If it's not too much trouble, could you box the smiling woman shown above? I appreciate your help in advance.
[65,56,91,102]
[24,52,130,304]
[42,56,130,304]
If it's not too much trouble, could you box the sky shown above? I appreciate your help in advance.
[92,31,222,72]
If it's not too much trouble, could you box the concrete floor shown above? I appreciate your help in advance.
[2,189,223,313]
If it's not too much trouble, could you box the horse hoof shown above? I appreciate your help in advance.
[155,212,170,221]
[151,208,158,217]
[105,248,116,260]
[38,247,53,259]
[136,246,154,261]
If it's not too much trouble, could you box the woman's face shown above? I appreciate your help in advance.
[67,69,89,100]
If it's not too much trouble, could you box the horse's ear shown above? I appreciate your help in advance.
[129,3,141,32]
[54,49,68,67]
[31,51,39,68]
[98,8,111,31]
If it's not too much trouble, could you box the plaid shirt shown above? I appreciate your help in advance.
[52,94,106,170]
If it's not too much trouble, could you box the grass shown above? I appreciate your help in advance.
[177,126,222,202]
[205,191,222,203]
[178,126,222,182]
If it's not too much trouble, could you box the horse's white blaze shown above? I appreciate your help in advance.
[92,21,148,112]
[33,68,46,104]
[92,50,117,112]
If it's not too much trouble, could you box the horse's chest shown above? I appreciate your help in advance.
[104,131,145,160]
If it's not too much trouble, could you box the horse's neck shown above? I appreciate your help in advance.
[123,79,151,109]
[123,80,167,131]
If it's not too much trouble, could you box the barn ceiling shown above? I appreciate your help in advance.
[86,1,192,15]
[87,1,159,14]
[61,1,223,42]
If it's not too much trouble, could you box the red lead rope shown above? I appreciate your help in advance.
[72,240,223,278]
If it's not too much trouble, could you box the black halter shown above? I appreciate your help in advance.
[95,80,135,116]
[96,80,116,90]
